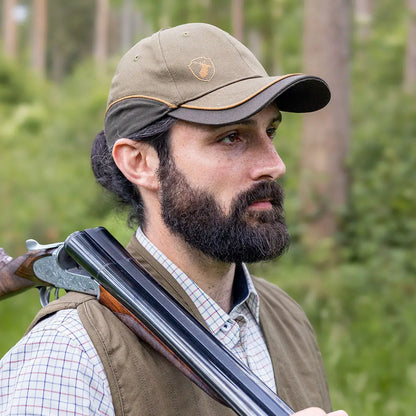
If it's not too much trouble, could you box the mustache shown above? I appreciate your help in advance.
[233,181,285,211]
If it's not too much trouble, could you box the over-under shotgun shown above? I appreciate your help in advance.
[0,227,293,416]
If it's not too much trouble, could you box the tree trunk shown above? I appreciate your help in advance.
[2,0,17,59]
[300,0,351,251]
[31,0,48,74]
[404,0,416,93]
[231,0,244,42]
[354,0,374,40]
[94,0,109,68]
[120,0,134,52]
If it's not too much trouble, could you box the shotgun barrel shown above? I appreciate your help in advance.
[64,227,294,416]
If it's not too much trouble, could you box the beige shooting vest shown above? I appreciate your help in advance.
[29,236,332,415]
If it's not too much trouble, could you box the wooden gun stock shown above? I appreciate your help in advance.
[0,248,53,299]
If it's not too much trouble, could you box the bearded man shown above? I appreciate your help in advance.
[0,23,348,416]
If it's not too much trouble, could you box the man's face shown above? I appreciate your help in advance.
[157,104,289,263]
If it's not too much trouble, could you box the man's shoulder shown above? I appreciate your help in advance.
[30,308,87,340]
[26,291,98,332]
[20,292,106,364]
[1,308,98,374]
[23,307,99,361]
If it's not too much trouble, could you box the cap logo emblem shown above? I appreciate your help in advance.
[188,57,215,82]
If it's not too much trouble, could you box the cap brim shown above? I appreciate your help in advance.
[169,74,330,125]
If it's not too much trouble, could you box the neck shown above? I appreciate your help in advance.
[144,222,236,313]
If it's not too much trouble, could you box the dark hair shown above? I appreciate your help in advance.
[91,117,175,227]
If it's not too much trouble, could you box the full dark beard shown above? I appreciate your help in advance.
[158,159,290,263]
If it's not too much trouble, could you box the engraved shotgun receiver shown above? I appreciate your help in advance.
[0,239,98,305]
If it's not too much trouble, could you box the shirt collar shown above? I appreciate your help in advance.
[233,263,260,322]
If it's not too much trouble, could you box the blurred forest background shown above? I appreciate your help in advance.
[1,0,415,414]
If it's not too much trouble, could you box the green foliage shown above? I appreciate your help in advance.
[343,0,416,276]
[0,57,115,256]
[47,0,96,79]
[345,91,416,272]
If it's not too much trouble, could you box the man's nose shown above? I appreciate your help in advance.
[250,139,286,181]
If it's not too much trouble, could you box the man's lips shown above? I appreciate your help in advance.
[248,199,273,210]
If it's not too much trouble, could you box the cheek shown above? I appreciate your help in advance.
[172,148,247,208]
[174,151,230,185]
[201,160,242,193]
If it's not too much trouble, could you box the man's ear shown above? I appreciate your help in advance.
[112,138,160,191]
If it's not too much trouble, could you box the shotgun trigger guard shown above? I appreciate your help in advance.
[38,286,52,307]
[38,286,64,307]
[32,245,100,303]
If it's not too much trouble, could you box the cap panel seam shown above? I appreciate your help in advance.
[157,30,184,103]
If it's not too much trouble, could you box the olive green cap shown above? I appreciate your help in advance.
[104,23,330,147]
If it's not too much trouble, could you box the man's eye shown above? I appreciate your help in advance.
[220,132,240,144]
[266,127,277,139]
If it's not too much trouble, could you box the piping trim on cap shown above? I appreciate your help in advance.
[106,95,178,114]
[179,73,304,110]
